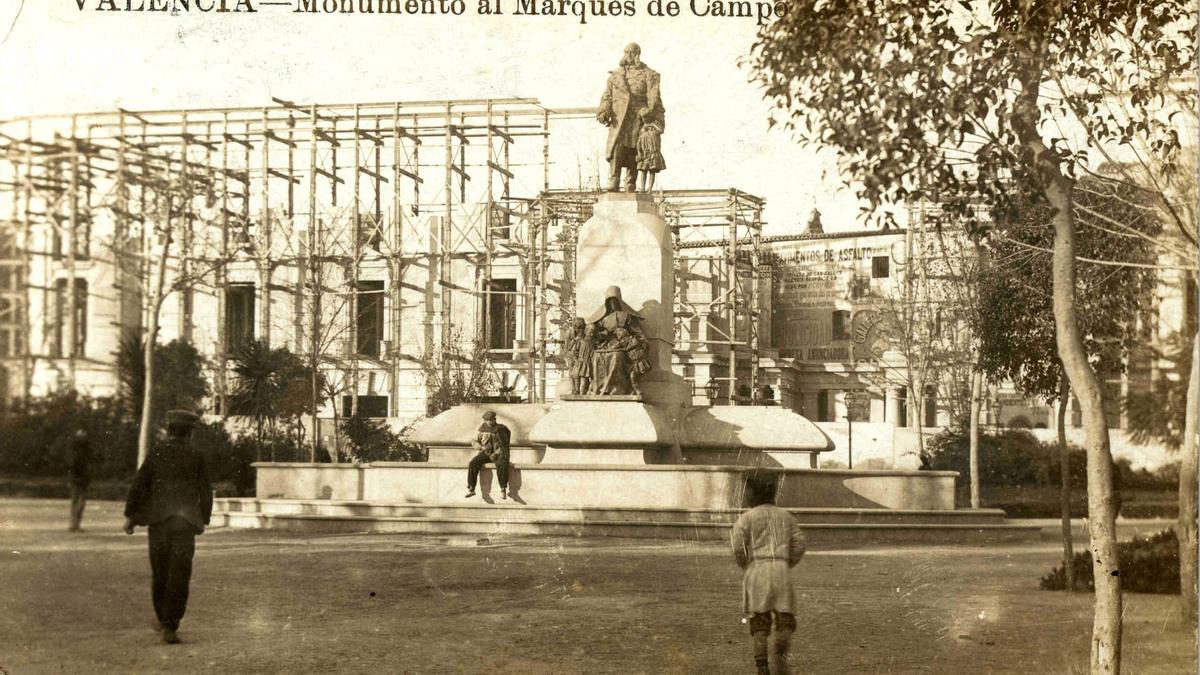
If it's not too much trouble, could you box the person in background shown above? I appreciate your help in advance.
[123,409,214,645]
[66,428,93,532]
[731,477,806,675]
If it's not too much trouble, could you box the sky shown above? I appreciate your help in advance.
[0,1,868,235]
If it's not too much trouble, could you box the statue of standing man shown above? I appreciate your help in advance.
[597,43,666,193]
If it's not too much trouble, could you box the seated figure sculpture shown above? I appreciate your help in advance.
[584,286,646,396]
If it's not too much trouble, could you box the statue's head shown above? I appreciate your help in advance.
[603,285,624,313]
[620,43,641,67]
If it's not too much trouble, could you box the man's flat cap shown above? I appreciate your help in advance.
[166,410,201,427]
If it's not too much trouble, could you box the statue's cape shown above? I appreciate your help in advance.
[585,300,643,324]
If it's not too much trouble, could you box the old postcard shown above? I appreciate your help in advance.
[0,2,1195,673]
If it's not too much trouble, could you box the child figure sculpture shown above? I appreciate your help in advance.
[613,326,651,395]
[566,318,595,395]
[636,118,665,192]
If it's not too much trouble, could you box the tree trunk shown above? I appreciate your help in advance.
[136,219,175,467]
[910,376,926,457]
[1179,329,1198,623]
[969,367,983,508]
[256,416,264,463]
[310,361,320,463]
[1046,176,1121,673]
[1058,379,1075,592]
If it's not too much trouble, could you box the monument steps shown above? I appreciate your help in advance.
[213,499,1041,544]
[218,498,1009,525]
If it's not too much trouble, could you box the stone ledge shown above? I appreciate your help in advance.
[527,400,675,448]
[680,406,833,452]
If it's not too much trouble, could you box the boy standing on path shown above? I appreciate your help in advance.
[731,478,806,675]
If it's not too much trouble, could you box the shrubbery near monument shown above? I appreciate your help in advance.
[1041,530,1180,595]
[922,429,1179,517]
[340,413,424,463]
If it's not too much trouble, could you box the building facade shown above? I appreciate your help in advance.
[1,100,1189,469]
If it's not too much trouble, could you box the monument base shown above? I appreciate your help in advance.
[217,461,1042,544]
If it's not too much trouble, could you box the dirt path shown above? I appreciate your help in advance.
[0,500,1193,674]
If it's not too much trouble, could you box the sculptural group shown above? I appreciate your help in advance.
[565,286,651,396]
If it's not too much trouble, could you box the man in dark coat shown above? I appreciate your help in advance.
[123,409,213,645]
[464,411,512,500]
[66,429,93,532]
[596,42,665,192]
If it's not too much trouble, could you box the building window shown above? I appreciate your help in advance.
[486,278,518,350]
[1187,276,1198,337]
[359,215,382,252]
[490,203,512,240]
[0,297,17,357]
[871,255,890,278]
[343,394,388,418]
[923,384,938,428]
[816,390,832,423]
[1102,381,1122,429]
[849,275,870,300]
[356,280,385,357]
[50,222,90,260]
[831,310,851,340]
[53,279,87,357]
[225,284,256,351]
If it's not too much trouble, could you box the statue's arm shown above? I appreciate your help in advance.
[597,77,614,125]
[645,71,663,123]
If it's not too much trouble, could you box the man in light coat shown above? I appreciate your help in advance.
[731,477,806,675]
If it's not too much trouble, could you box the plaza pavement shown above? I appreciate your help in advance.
[0,499,1194,674]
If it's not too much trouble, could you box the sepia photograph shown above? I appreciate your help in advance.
[0,1,1196,672]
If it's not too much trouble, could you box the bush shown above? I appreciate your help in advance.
[191,421,257,497]
[340,414,425,463]
[1116,459,1180,491]
[0,392,137,480]
[117,332,209,431]
[922,429,1050,485]
[924,429,1179,492]
[1041,529,1180,594]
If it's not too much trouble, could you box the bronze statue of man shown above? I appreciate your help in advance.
[597,43,665,193]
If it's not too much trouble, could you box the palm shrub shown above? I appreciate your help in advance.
[229,340,308,461]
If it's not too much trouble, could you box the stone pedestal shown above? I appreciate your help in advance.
[576,192,689,409]
[528,399,677,464]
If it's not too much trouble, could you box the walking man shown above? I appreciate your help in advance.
[123,409,214,645]
[66,429,93,532]
[464,411,511,500]
[731,477,806,675]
